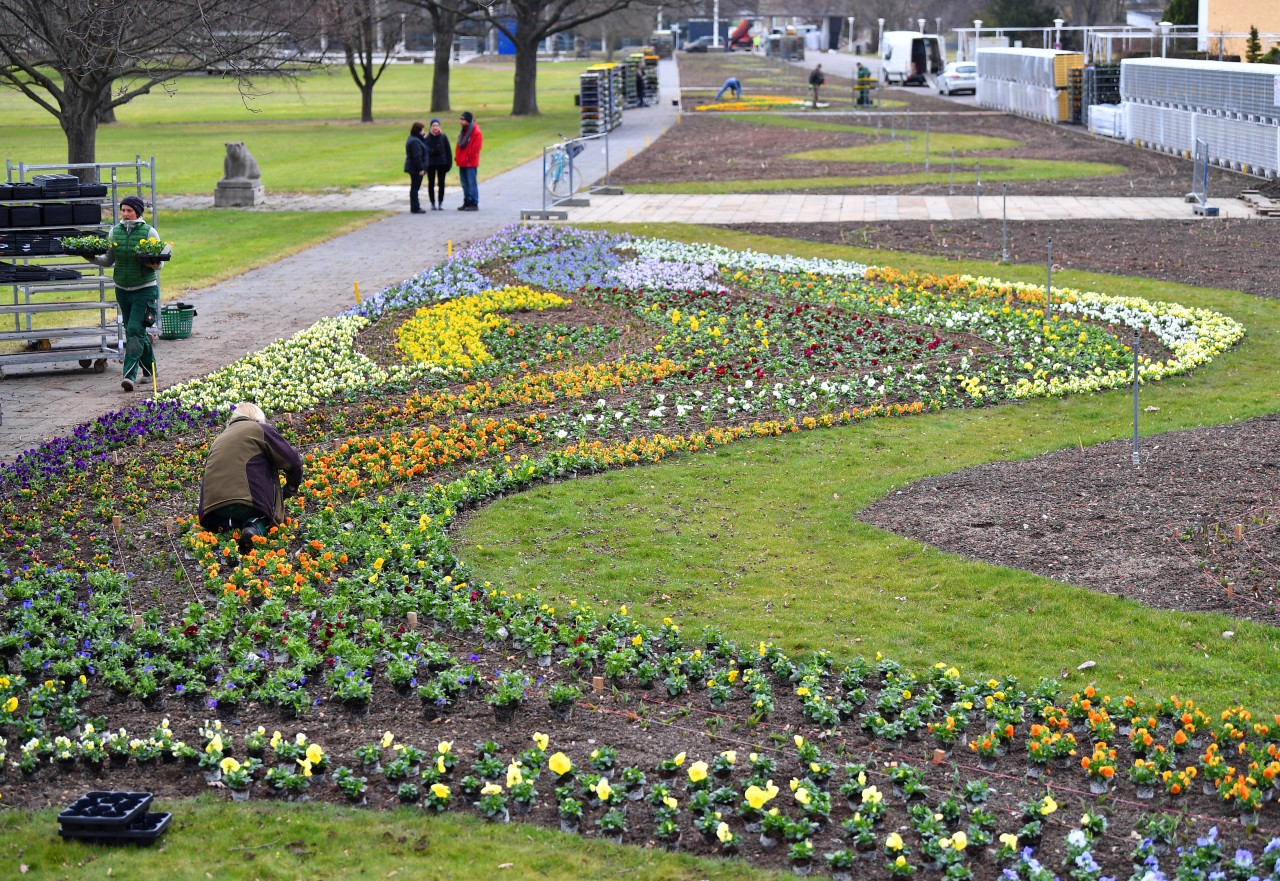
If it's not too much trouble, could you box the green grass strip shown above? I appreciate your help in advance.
[459,223,1280,715]
[0,796,782,880]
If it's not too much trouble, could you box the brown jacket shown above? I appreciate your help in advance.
[198,416,304,527]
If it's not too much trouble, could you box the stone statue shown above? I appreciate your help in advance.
[221,142,262,182]
[214,141,265,207]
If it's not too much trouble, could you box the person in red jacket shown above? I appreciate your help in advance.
[455,110,483,211]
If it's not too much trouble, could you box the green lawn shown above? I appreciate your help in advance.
[0,63,594,192]
[1,798,782,881]
[457,223,1280,715]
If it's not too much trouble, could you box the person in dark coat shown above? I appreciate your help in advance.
[809,64,825,106]
[198,402,304,553]
[404,121,428,214]
[635,69,647,106]
[424,118,452,210]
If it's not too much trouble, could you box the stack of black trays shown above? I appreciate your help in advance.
[33,172,80,199]
[58,791,171,846]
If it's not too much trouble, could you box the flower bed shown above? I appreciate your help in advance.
[0,225,1267,879]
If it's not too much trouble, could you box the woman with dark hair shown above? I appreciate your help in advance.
[423,118,452,210]
[404,121,428,214]
[90,195,162,391]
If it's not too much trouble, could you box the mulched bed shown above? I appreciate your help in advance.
[721,220,1280,300]
[860,414,1280,628]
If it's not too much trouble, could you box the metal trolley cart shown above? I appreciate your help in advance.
[0,157,156,377]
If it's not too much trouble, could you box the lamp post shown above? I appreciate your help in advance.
[917,18,925,34]
[877,17,885,52]
[973,19,982,61]
[712,0,720,48]
[1159,20,1171,58]
[1053,17,1063,49]
[848,16,855,52]
[399,13,407,53]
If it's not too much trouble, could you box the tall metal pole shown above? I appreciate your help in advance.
[924,120,930,172]
[1001,183,1008,262]
[1046,237,1053,322]
[1132,326,1140,465]
[949,147,955,195]
[975,160,981,218]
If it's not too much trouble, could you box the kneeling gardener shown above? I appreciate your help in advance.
[198,402,304,553]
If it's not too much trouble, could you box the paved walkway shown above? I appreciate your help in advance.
[558,192,1254,224]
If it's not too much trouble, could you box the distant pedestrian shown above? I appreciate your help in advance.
[809,64,826,106]
[856,62,873,106]
[91,195,161,392]
[455,110,483,211]
[404,121,428,214]
[715,76,742,101]
[424,118,452,210]
[198,402,304,554]
[635,69,647,106]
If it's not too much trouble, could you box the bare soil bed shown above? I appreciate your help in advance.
[724,219,1280,299]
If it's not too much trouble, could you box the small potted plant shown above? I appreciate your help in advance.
[620,766,646,801]
[423,781,451,813]
[221,755,261,801]
[557,795,584,833]
[789,837,816,875]
[1128,758,1158,799]
[1081,742,1117,794]
[58,234,110,257]
[486,671,527,723]
[827,848,856,881]
[546,681,581,721]
[589,745,618,778]
[332,766,368,803]
[133,236,173,265]
[476,782,509,822]
[597,807,627,843]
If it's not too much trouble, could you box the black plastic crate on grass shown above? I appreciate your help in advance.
[57,791,172,846]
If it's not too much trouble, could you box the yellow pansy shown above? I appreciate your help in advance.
[548,752,573,776]
[688,760,708,783]
[430,783,450,800]
[532,732,549,751]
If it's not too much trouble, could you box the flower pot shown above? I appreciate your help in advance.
[832,872,854,881]
[1135,785,1155,800]
[513,800,534,815]
[659,834,681,851]
[109,754,130,769]
[343,699,370,718]
[492,702,520,724]
[759,833,779,850]
[791,859,813,876]
[1203,781,1218,797]
[1088,779,1109,795]
[625,787,644,802]
[534,654,552,668]
[203,768,223,784]
[486,808,510,824]
[1026,764,1044,780]
[549,703,575,722]
[1237,811,1259,828]
[978,756,997,772]
[559,818,580,835]
[230,787,252,802]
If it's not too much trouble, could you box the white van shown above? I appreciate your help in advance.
[879,31,944,86]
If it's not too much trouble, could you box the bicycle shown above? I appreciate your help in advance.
[544,136,585,200]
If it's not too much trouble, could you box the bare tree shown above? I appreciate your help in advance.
[478,0,663,116]
[408,0,470,113]
[322,0,406,122]
[0,0,308,175]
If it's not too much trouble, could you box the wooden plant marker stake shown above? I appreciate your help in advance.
[112,514,122,532]
[931,749,947,765]
[406,611,418,630]
[592,675,604,694]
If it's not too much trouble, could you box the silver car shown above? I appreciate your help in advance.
[937,61,977,95]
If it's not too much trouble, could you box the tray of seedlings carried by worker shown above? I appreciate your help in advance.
[57,791,172,846]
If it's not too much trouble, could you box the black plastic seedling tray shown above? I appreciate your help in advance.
[59,811,171,846]
[58,791,153,831]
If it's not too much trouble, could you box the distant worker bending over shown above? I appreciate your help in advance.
[715,77,742,101]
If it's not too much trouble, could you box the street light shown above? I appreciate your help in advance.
[935,17,942,37]
[877,17,885,51]
[1053,18,1063,49]
[973,19,982,61]
[848,17,855,52]
[1159,20,1171,58]
[918,18,925,34]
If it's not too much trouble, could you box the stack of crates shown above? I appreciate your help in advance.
[975,47,1083,123]
[1119,57,1280,177]
[622,57,641,108]
[580,64,623,136]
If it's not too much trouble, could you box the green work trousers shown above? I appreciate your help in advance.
[117,285,158,381]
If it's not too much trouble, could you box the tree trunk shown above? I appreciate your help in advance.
[360,77,375,122]
[62,84,104,183]
[430,14,456,112]
[511,33,541,115]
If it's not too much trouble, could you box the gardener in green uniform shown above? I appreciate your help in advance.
[92,195,161,391]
